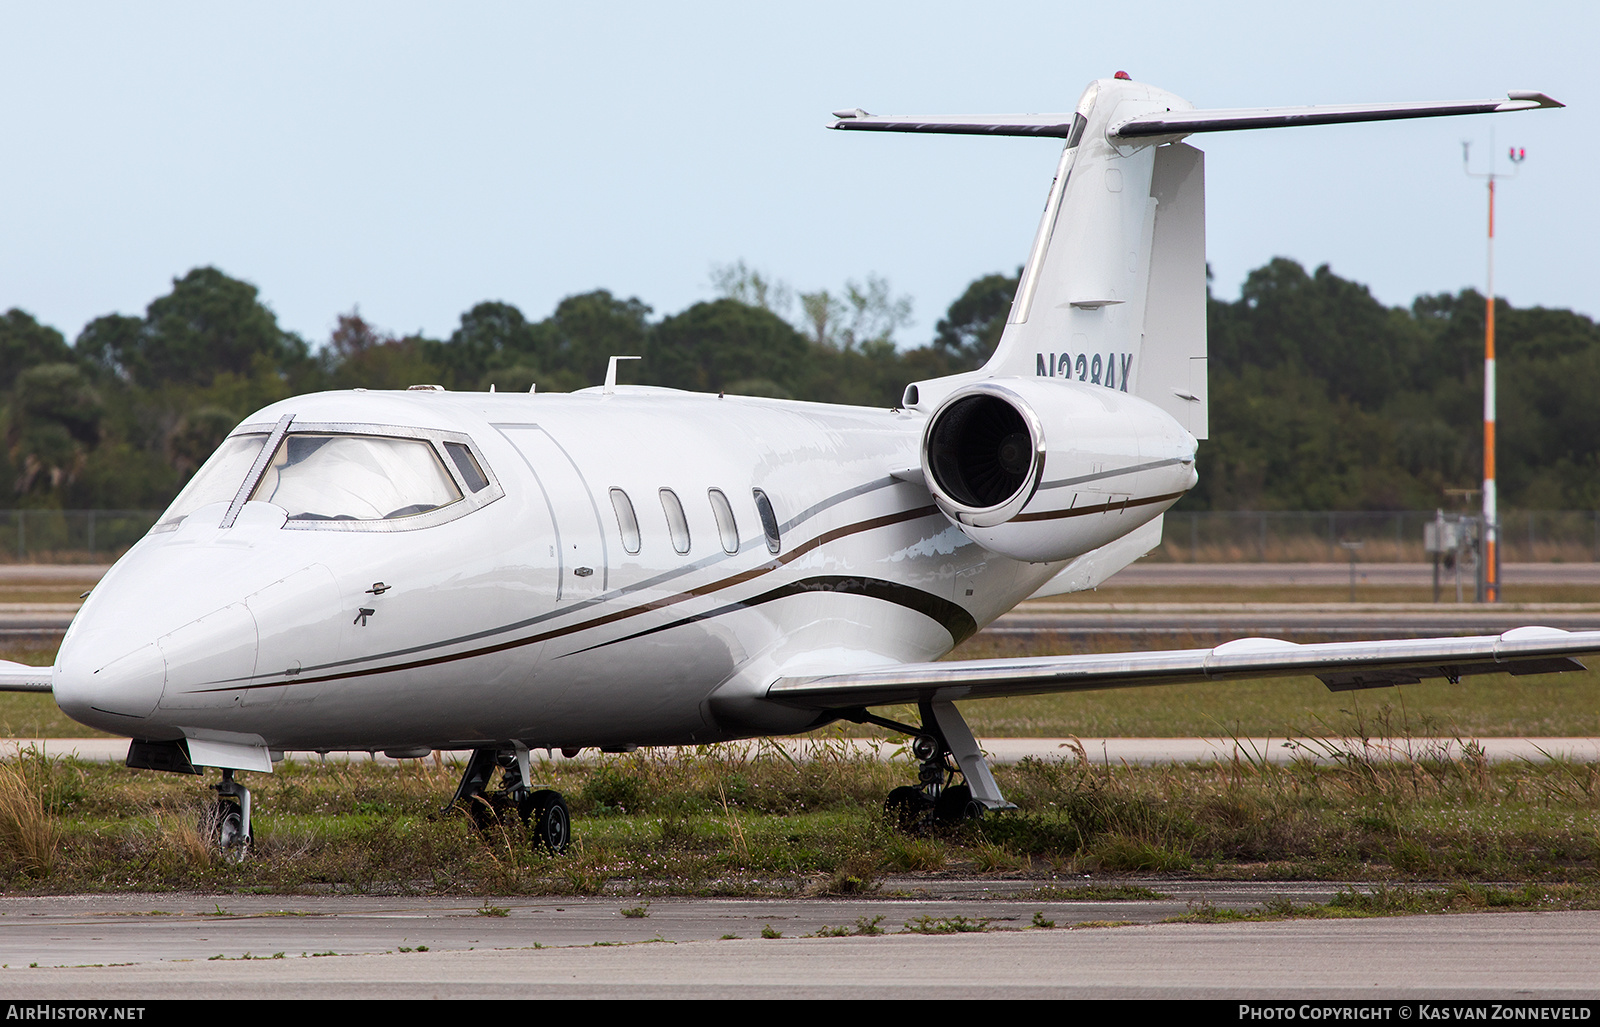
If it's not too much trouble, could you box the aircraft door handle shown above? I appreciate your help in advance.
[573,567,594,577]
[354,607,375,626]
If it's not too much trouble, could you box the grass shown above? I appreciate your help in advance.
[0,750,60,878]
[1174,883,1600,923]
[0,722,1595,899]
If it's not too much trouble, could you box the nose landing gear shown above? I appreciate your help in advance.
[449,746,572,853]
[210,768,252,856]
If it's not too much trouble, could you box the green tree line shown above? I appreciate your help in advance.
[2,260,1595,513]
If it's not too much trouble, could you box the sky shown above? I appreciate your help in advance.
[2,1,1596,350]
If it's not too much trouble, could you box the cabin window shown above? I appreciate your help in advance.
[251,434,462,521]
[660,488,691,554]
[708,489,739,554]
[153,433,268,531]
[444,442,490,493]
[610,488,641,554]
[752,488,781,554]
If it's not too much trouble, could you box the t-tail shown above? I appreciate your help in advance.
[831,74,1562,440]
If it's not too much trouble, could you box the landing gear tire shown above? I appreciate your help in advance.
[521,790,571,853]
[212,797,251,853]
[933,783,983,825]
[885,785,934,831]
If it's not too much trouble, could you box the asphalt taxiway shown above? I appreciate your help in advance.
[0,892,1595,998]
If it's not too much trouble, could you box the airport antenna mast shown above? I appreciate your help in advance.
[1462,137,1524,603]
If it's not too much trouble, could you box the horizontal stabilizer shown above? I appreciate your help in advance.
[0,660,51,693]
[1113,93,1564,138]
[767,627,1600,710]
[830,112,1085,137]
[828,93,1562,139]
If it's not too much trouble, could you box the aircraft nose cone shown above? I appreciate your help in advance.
[53,636,167,730]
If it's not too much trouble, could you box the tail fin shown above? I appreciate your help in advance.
[832,79,1561,441]
[994,79,1208,438]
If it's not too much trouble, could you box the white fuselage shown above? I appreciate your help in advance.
[52,381,1195,755]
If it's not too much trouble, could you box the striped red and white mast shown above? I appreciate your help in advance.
[1463,138,1524,603]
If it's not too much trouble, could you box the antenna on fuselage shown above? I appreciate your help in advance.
[603,355,641,395]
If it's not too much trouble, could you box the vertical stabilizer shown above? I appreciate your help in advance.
[981,78,1207,435]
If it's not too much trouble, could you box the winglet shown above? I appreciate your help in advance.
[1506,91,1564,109]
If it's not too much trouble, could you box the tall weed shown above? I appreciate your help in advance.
[0,751,61,878]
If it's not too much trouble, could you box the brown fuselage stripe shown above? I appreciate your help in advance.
[1011,491,1187,522]
[561,574,980,657]
[189,504,942,693]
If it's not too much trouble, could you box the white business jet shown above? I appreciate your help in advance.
[1,74,1587,852]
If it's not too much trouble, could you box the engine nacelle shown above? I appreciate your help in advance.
[920,378,1197,563]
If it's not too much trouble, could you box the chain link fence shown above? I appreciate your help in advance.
[0,510,161,563]
[1154,510,1600,563]
[0,508,1597,564]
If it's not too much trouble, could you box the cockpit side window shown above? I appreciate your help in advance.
[152,434,268,532]
[444,442,490,493]
[251,434,463,521]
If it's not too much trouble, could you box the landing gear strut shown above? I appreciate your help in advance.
[449,746,571,852]
[847,699,1011,832]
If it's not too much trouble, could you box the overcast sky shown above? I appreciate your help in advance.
[2,1,1594,350]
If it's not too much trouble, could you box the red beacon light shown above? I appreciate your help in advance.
[1114,71,1131,80]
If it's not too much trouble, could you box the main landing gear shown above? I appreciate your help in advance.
[845,699,1013,833]
[450,746,572,853]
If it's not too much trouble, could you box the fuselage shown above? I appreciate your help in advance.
[52,381,1195,755]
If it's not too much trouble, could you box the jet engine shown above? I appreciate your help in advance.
[919,379,1197,563]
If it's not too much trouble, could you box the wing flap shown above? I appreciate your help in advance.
[766,628,1600,710]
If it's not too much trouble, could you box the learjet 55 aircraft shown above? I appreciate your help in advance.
[2,74,1590,851]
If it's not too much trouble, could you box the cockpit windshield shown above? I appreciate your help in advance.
[153,434,268,532]
[250,434,463,521]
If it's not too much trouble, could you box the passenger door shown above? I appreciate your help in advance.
[494,425,609,602]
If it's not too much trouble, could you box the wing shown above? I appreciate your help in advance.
[0,661,52,694]
[766,627,1600,711]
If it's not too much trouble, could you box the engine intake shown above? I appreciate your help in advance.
[921,385,1042,528]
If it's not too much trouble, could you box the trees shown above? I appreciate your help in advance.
[536,290,652,389]
[0,310,73,392]
[427,301,554,389]
[322,311,444,392]
[932,271,1018,370]
[651,299,809,395]
[5,364,102,499]
[1,257,1594,513]
[76,268,307,388]
[796,275,913,353]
